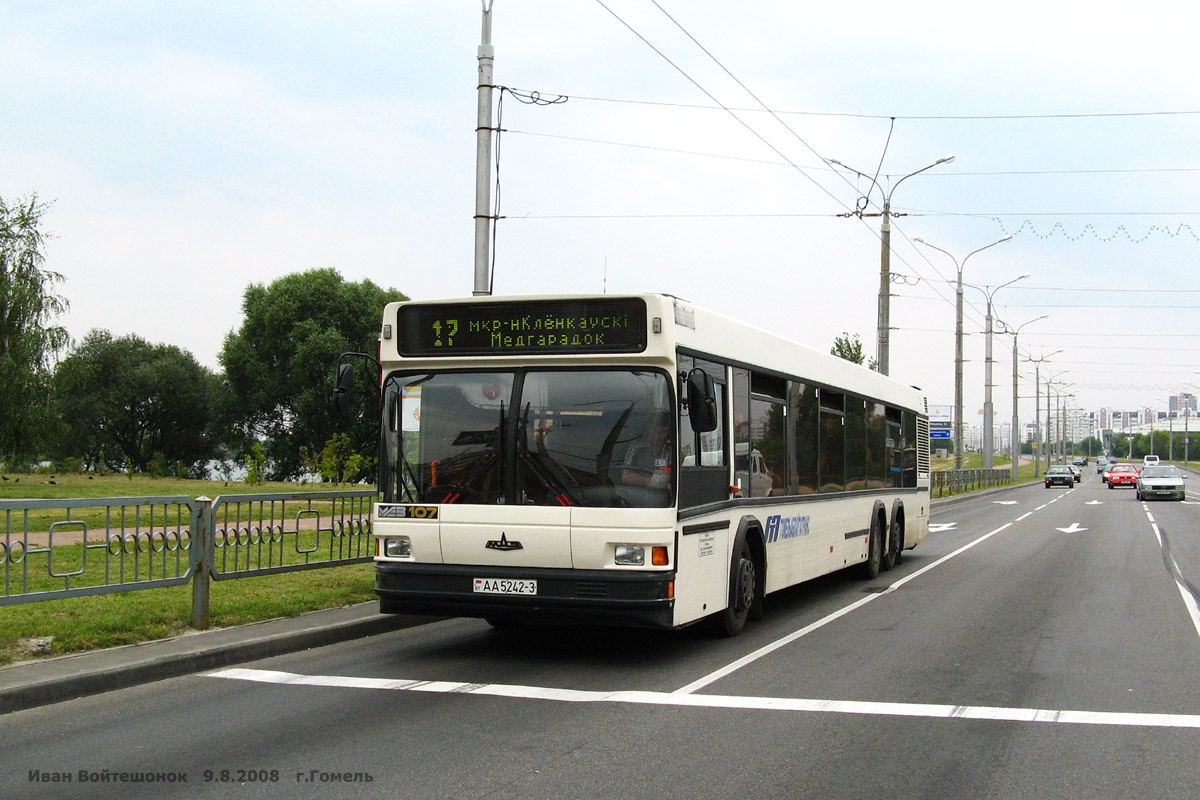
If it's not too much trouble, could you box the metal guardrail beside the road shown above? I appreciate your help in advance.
[0,495,198,603]
[931,468,1014,498]
[0,490,375,630]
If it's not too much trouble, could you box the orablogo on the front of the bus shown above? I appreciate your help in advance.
[485,533,523,552]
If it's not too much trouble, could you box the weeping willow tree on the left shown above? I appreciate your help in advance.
[0,195,69,463]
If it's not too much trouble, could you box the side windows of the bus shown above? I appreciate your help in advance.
[902,410,918,488]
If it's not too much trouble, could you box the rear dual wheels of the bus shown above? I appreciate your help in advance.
[861,505,904,580]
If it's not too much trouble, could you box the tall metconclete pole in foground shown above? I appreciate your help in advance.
[473,1,496,296]
[1011,333,1020,480]
[983,298,995,468]
[877,204,891,375]
[829,155,954,376]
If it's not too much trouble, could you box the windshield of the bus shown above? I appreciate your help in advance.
[380,369,674,508]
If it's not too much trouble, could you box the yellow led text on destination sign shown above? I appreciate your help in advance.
[399,299,647,357]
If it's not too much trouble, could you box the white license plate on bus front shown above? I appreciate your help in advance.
[473,578,537,595]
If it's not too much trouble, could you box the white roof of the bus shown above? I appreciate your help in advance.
[662,295,924,411]
[387,293,926,412]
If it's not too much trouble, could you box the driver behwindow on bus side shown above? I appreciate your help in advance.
[678,355,729,509]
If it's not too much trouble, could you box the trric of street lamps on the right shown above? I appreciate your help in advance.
[912,234,1014,469]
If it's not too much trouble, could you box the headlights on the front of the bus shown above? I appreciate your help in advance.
[614,544,669,567]
[382,536,412,558]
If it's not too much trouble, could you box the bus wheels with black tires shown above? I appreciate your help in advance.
[882,515,902,571]
[711,539,757,637]
[860,513,883,580]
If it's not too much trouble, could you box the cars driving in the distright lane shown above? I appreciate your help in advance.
[1045,465,1076,488]
[1136,465,1186,501]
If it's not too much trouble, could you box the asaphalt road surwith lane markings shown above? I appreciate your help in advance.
[2,476,1199,800]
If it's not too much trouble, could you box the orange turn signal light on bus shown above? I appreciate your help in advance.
[615,545,670,567]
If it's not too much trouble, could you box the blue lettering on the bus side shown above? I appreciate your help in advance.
[764,514,810,543]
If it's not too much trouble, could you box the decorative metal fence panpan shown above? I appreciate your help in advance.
[0,490,374,629]
[931,469,1013,498]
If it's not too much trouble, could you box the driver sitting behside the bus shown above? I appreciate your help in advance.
[620,418,672,490]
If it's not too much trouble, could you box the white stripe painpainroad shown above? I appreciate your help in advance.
[206,495,1200,731]
[671,522,1013,695]
[1143,503,1200,641]
[206,667,1200,730]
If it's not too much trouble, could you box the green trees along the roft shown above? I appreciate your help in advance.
[220,268,407,481]
[50,330,221,476]
[0,195,69,462]
[0,215,403,479]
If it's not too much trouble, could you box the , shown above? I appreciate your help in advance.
[345,294,931,637]
[1045,465,1075,488]
[1136,465,1186,501]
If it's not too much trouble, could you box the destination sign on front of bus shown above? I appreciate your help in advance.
[398,298,648,357]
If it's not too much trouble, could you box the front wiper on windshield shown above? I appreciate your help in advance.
[516,402,580,506]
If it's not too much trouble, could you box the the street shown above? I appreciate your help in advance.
[5,476,1199,800]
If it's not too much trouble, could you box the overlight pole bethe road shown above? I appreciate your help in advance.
[830,154,955,375]
[473,1,496,296]
[1024,349,1062,478]
[1045,375,1073,467]
[1005,315,1048,480]
[970,273,1030,469]
[913,234,1013,469]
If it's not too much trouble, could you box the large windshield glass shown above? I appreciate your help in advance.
[1141,466,1179,478]
[380,369,675,508]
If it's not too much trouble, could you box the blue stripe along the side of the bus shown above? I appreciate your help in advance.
[675,487,928,522]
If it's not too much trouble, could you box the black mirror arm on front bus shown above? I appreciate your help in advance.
[333,351,382,417]
[685,367,719,433]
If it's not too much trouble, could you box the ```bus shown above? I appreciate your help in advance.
[351,293,930,636]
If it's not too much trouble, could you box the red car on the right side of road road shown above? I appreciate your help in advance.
[1107,463,1140,489]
